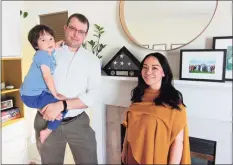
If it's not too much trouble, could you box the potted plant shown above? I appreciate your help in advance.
[83,24,107,59]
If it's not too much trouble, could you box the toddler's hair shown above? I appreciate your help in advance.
[28,24,55,51]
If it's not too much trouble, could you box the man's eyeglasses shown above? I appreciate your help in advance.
[67,25,87,36]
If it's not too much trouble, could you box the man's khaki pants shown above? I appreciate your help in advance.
[34,112,98,164]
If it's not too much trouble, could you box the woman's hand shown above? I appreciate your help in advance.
[121,145,128,164]
[169,129,184,164]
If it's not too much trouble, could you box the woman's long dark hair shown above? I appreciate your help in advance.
[131,52,185,110]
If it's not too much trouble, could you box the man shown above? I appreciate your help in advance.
[34,13,101,164]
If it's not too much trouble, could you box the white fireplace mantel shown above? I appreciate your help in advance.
[100,76,232,121]
[92,76,232,164]
[101,75,232,88]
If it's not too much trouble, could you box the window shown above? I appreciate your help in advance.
[39,11,68,42]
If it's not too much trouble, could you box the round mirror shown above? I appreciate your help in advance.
[119,1,218,51]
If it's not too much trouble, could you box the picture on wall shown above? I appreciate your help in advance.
[212,36,233,81]
[179,49,226,82]
[142,45,149,49]
[171,44,185,49]
[152,44,167,51]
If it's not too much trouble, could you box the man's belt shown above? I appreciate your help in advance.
[38,111,84,123]
[62,112,84,123]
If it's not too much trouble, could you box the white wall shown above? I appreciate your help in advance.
[124,1,217,19]
[23,1,232,77]
[22,1,232,164]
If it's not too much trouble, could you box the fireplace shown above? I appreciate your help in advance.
[190,137,216,165]
[106,105,127,164]
[120,125,217,165]
[101,77,231,164]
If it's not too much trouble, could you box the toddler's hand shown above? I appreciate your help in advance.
[55,40,64,48]
[55,93,67,100]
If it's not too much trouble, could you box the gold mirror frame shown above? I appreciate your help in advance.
[119,0,218,51]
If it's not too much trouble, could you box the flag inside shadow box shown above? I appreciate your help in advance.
[103,46,140,77]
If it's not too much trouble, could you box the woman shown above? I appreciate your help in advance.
[121,53,191,164]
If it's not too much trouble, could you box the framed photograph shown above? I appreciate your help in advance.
[142,45,149,48]
[212,36,233,81]
[152,44,167,51]
[179,49,227,82]
[171,44,185,49]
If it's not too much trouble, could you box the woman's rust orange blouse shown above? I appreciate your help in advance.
[123,88,191,164]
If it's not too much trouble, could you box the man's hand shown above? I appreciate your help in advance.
[55,113,63,120]
[40,109,63,120]
[41,101,64,121]
[55,40,64,48]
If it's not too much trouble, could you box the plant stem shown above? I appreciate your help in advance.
[96,32,100,57]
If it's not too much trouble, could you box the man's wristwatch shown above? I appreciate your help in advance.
[62,100,67,112]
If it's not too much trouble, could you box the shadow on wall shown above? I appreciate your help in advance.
[166,51,180,79]
[205,37,214,49]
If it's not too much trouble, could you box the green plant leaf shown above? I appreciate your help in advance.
[99,30,104,33]
[100,31,105,35]
[88,40,94,45]
[99,27,104,31]
[82,42,87,49]
[88,40,95,46]
[23,12,28,18]
[95,24,102,30]
[94,24,99,29]
[97,44,106,54]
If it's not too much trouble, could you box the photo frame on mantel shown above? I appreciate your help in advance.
[179,49,227,82]
[212,36,233,81]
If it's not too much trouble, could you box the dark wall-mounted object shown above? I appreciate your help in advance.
[103,46,141,77]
